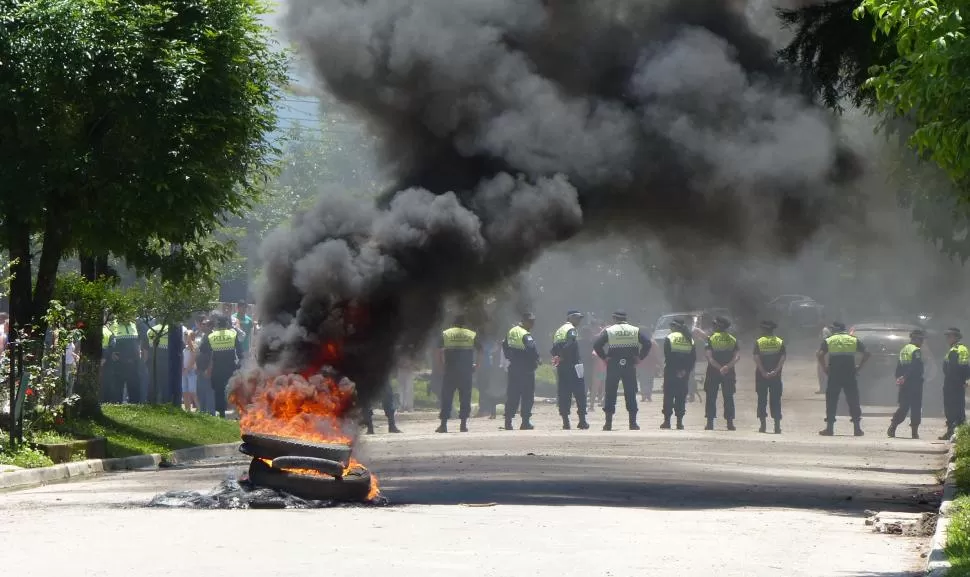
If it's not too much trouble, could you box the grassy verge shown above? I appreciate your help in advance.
[64,404,240,459]
[948,426,970,576]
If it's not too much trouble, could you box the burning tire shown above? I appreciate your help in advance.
[247,458,372,502]
[270,456,345,478]
[240,433,352,465]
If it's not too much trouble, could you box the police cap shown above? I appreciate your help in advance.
[945,327,962,338]
[831,321,846,332]
[669,317,687,330]
[760,320,777,330]
[521,312,536,322]
[567,310,584,319]
[910,329,926,340]
[713,316,731,330]
[612,310,628,321]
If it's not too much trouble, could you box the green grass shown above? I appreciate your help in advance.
[947,496,970,576]
[0,445,55,469]
[64,404,240,459]
[955,426,970,492]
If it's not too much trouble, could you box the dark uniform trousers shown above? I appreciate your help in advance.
[557,366,587,417]
[704,368,736,420]
[505,365,536,420]
[211,368,233,417]
[106,359,143,404]
[440,368,473,420]
[943,384,966,428]
[364,385,396,421]
[825,375,862,423]
[756,376,783,421]
[662,375,689,418]
[891,380,923,427]
[604,360,638,415]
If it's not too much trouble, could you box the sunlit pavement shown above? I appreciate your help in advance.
[0,358,949,577]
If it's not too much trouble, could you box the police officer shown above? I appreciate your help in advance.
[661,318,696,430]
[363,382,403,435]
[436,315,480,433]
[552,310,589,430]
[503,312,540,431]
[888,329,925,439]
[107,317,144,403]
[753,320,786,434]
[147,323,171,404]
[593,310,651,431]
[704,316,741,431]
[817,321,870,436]
[199,315,243,418]
[940,327,970,440]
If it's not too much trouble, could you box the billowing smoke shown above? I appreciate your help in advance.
[254,0,861,405]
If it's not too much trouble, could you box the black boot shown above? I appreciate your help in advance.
[911,425,919,439]
[726,419,736,431]
[887,422,898,438]
[562,415,571,430]
[577,416,590,430]
[939,426,954,441]
[388,416,402,434]
[819,422,834,436]
[660,417,671,430]
[758,418,767,433]
[520,418,534,430]
[603,414,613,431]
[676,417,685,430]
[853,422,864,437]
[504,417,514,431]
[435,419,448,433]
[364,415,375,435]
[773,420,781,434]
[629,414,640,431]
[460,418,469,433]
[704,418,714,431]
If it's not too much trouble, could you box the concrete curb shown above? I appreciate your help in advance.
[0,441,242,492]
[926,441,958,577]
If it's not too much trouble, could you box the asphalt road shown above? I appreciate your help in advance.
[0,358,951,577]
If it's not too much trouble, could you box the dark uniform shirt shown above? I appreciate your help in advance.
[896,343,924,385]
[200,329,243,374]
[437,326,481,373]
[706,331,739,376]
[592,323,652,363]
[943,342,970,387]
[503,325,539,371]
[754,335,787,373]
[819,331,866,380]
[551,322,581,367]
[663,330,696,377]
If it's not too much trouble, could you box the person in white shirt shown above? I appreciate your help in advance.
[182,330,199,412]
[64,340,79,393]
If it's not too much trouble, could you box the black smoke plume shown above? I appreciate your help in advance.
[254,0,861,405]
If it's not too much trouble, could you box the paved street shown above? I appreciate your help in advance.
[0,358,951,576]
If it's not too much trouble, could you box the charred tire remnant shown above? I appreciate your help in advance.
[271,456,345,478]
[240,433,352,465]
[248,458,372,502]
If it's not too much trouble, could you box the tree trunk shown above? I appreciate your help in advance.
[74,253,113,418]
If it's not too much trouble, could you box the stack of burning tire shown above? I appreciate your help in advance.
[240,433,374,502]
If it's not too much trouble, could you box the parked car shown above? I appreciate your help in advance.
[847,320,943,414]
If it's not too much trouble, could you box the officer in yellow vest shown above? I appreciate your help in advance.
[592,310,652,431]
[147,323,171,404]
[940,328,970,440]
[703,317,741,431]
[753,320,786,434]
[106,318,144,403]
[435,315,481,433]
[888,329,925,439]
[503,312,540,430]
[662,318,696,429]
[551,310,589,430]
[199,315,243,418]
[817,321,870,436]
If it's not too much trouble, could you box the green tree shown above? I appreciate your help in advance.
[0,0,287,354]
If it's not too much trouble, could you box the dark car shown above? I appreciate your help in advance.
[848,321,943,411]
